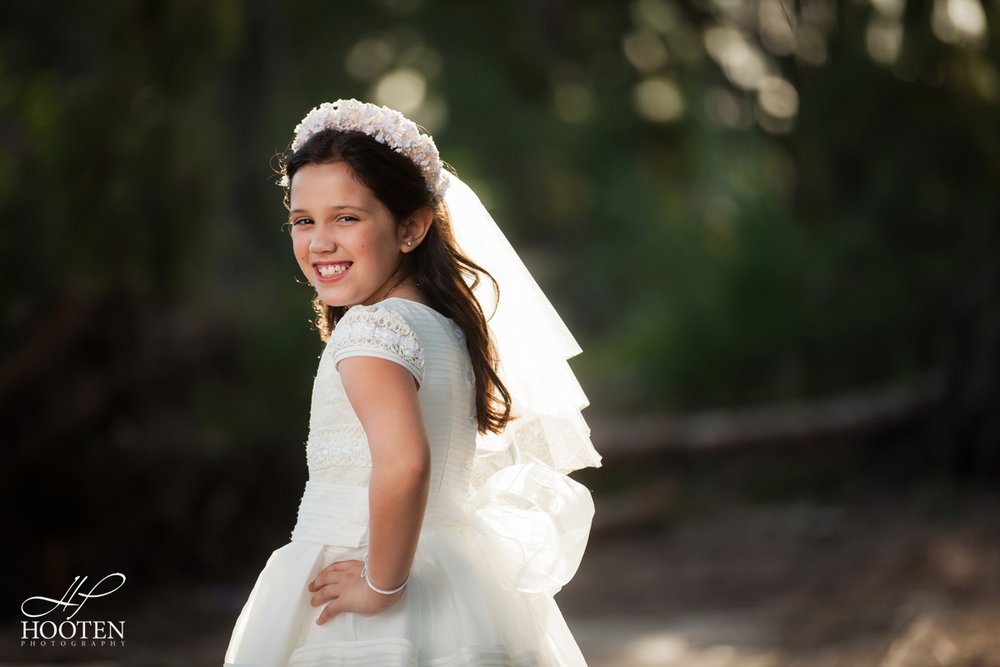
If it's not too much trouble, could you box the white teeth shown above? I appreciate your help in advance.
[317,264,348,277]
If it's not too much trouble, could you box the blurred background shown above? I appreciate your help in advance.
[2,0,998,665]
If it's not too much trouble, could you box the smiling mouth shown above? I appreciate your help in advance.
[315,263,351,277]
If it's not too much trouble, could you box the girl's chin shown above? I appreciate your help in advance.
[313,282,381,308]
[311,287,348,308]
[316,296,352,308]
[314,289,367,309]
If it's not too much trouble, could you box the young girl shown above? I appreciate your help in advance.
[225,99,601,666]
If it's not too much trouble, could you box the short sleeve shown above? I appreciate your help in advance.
[329,303,425,385]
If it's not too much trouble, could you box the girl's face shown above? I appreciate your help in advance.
[288,161,408,307]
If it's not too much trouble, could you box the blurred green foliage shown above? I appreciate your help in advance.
[2,0,997,427]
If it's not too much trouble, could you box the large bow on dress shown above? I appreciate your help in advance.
[465,462,594,595]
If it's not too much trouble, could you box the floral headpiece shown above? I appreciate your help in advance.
[285,99,449,202]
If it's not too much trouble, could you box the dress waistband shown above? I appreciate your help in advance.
[290,481,369,547]
[290,481,469,547]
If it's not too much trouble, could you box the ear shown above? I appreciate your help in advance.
[397,207,434,253]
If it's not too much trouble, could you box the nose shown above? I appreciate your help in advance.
[309,222,336,254]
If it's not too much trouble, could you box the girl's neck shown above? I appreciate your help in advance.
[375,278,427,306]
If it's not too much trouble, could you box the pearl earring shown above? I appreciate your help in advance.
[406,240,414,247]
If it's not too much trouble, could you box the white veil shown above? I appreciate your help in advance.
[442,172,602,487]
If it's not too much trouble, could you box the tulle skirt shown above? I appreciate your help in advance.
[225,465,593,666]
[225,528,585,666]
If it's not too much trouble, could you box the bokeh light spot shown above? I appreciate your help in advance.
[757,76,798,119]
[631,0,679,34]
[872,0,906,18]
[623,30,670,72]
[932,0,988,46]
[633,77,685,122]
[759,0,796,57]
[625,632,688,662]
[867,16,904,64]
[705,26,768,90]
[374,69,427,114]
[345,38,396,81]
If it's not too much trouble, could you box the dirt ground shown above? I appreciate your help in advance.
[3,491,999,666]
[561,491,1000,667]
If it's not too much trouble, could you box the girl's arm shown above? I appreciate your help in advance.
[345,354,431,587]
[308,355,430,623]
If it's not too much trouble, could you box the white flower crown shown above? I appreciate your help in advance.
[285,99,449,202]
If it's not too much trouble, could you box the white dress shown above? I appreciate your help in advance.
[225,297,594,666]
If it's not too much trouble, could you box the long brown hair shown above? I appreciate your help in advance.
[280,129,512,435]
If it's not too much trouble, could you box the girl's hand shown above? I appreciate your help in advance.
[308,559,403,624]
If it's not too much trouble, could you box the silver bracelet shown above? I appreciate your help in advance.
[360,554,408,595]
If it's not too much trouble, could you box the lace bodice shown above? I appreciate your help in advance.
[305,298,478,500]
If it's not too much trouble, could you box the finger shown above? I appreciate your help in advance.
[313,559,357,579]
[311,586,339,607]
[315,561,347,579]
[309,560,361,591]
[317,599,343,625]
[308,573,346,592]
[312,581,342,602]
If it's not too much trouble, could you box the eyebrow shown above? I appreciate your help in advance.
[289,205,372,216]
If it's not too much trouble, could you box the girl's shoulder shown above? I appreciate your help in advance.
[335,297,454,334]
[342,297,457,334]
[328,298,458,382]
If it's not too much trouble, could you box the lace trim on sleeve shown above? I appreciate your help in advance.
[329,304,425,383]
